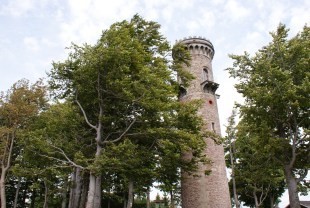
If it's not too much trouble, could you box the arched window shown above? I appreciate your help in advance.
[202,67,208,81]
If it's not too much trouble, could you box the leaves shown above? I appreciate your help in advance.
[227,24,309,207]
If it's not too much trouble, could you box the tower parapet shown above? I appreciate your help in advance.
[177,36,214,60]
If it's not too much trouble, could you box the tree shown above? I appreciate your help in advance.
[0,79,47,208]
[16,101,89,208]
[225,109,285,208]
[227,24,310,208]
[224,108,240,208]
[234,119,285,208]
[49,14,205,208]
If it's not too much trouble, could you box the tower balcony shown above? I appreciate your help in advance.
[201,80,219,94]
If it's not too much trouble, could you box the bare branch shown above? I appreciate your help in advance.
[4,131,15,171]
[75,98,97,130]
[103,131,147,142]
[39,153,84,170]
[259,184,270,206]
[297,169,308,183]
[51,144,85,169]
[103,118,136,144]
[1,134,9,168]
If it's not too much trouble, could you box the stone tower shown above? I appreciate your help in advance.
[177,37,231,208]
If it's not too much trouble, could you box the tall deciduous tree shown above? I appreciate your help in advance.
[227,24,310,208]
[224,109,240,208]
[234,119,285,208]
[17,101,89,207]
[225,109,285,208]
[49,15,204,208]
[0,79,47,208]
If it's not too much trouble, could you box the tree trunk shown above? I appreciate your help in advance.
[0,167,7,208]
[146,189,151,208]
[29,188,36,208]
[123,193,127,208]
[85,174,102,208]
[13,177,21,208]
[69,167,82,208]
[85,140,102,208]
[0,133,15,208]
[94,175,102,208]
[229,141,240,208]
[284,165,300,208]
[79,173,89,208]
[61,191,67,208]
[270,194,274,208]
[84,102,103,208]
[43,180,49,208]
[126,180,134,208]
[61,180,68,208]
[170,190,175,208]
[86,174,96,208]
[253,190,259,208]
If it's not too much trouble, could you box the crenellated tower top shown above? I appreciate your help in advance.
[176,36,215,60]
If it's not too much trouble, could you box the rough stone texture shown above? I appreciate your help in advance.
[178,37,231,208]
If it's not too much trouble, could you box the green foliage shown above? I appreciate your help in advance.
[0,15,208,208]
[234,120,285,207]
[227,24,310,206]
[46,14,206,207]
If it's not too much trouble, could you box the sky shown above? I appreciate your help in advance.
[0,0,309,206]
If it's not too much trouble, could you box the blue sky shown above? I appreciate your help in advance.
[0,0,309,206]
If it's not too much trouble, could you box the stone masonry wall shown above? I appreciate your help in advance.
[179,38,231,208]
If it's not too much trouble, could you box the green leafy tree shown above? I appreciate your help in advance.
[19,102,90,208]
[0,79,47,208]
[225,109,285,208]
[224,108,240,208]
[227,24,310,208]
[234,120,285,208]
[49,15,204,208]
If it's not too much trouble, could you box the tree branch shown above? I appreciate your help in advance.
[258,184,270,206]
[4,130,15,171]
[288,115,299,169]
[39,153,84,170]
[103,118,136,144]
[1,133,10,168]
[45,144,85,170]
[75,96,97,130]
[103,131,147,142]
[297,169,308,183]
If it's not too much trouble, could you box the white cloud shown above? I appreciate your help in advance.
[0,0,61,17]
[252,0,266,10]
[199,10,216,28]
[224,0,250,21]
[211,0,225,5]
[289,5,310,34]
[58,0,142,45]
[186,20,200,33]
[23,37,40,52]
[0,0,35,16]
[267,2,286,27]
[41,38,56,48]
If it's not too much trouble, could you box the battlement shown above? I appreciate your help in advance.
[176,36,215,59]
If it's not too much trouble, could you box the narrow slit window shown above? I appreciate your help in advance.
[203,67,208,81]
[212,122,215,132]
